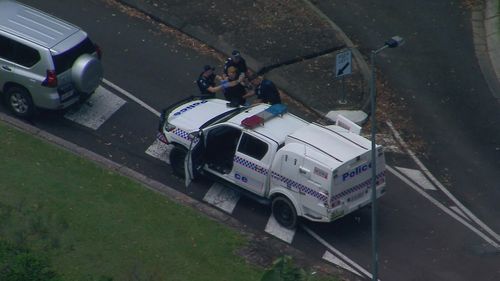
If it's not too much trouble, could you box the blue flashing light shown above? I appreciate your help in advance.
[266,104,287,116]
[241,104,287,129]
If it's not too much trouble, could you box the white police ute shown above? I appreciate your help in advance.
[157,97,386,229]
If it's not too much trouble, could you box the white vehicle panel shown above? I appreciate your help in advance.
[168,99,234,131]
[289,124,370,163]
[226,104,309,143]
[160,98,387,228]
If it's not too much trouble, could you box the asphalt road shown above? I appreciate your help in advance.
[4,1,500,280]
[313,0,500,236]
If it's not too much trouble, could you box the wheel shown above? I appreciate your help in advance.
[5,86,35,118]
[169,146,187,178]
[272,196,297,229]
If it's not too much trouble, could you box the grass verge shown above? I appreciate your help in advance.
[0,120,340,281]
[0,122,263,280]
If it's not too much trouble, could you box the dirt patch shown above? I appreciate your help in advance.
[364,70,427,155]
[104,0,226,62]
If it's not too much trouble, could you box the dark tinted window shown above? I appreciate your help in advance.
[237,133,268,160]
[52,37,96,74]
[0,35,40,67]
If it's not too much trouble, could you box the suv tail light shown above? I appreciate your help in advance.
[42,70,58,87]
[94,44,102,60]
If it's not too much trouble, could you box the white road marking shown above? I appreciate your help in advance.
[388,166,500,249]
[265,215,296,244]
[302,225,376,280]
[394,167,437,190]
[322,251,363,278]
[203,183,240,214]
[386,120,500,244]
[145,139,172,163]
[64,86,126,130]
[102,78,161,117]
[450,206,471,222]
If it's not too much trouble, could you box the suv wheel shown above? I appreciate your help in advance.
[272,196,298,229]
[5,86,34,118]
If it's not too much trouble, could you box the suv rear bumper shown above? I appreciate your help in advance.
[34,88,85,110]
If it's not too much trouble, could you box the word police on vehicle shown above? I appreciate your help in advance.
[343,162,372,182]
[158,97,387,229]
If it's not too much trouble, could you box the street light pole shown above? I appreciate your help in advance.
[369,36,404,281]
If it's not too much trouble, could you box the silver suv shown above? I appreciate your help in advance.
[0,0,103,118]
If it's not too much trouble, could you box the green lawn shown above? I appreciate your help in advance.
[0,122,263,281]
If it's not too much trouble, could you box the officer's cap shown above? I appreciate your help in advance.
[203,65,215,72]
[231,50,241,57]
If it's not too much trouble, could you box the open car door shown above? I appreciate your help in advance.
[184,130,205,187]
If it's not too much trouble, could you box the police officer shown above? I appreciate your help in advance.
[197,65,218,97]
[197,64,243,97]
[223,50,248,77]
[244,74,282,105]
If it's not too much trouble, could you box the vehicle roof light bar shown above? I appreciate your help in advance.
[241,104,287,129]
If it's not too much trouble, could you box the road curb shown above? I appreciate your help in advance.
[301,0,372,114]
[478,0,500,99]
[0,111,233,226]
[115,0,369,118]
[0,111,344,278]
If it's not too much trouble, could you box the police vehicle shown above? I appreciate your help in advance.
[157,97,386,229]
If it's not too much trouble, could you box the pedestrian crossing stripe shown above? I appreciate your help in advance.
[64,86,126,130]
[203,183,240,214]
[265,215,295,243]
[394,167,437,190]
[145,139,172,163]
[146,142,297,243]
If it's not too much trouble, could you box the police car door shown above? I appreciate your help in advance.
[196,124,242,185]
[185,130,205,187]
[232,132,276,196]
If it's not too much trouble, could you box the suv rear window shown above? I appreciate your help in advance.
[52,37,96,74]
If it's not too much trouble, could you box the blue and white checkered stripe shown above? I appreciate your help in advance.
[173,128,199,144]
[233,156,268,175]
[173,128,190,140]
[330,171,386,204]
[271,171,328,203]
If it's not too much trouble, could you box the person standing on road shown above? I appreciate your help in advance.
[243,74,282,105]
[197,65,243,98]
[223,66,246,106]
[223,50,249,77]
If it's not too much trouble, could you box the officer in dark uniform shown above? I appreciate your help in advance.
[223,50,248,77]
[244,74,282,105]
[197,64,244,98]
[197,65,217,97]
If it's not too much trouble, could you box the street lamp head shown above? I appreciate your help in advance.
[385,36,405,48]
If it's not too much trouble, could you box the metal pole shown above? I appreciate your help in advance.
[339,76,347,104]
[369,49,379,281]
[369,44,389,281]
[369,37,403,280]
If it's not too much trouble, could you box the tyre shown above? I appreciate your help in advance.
[5,86,35,118]
[272,196,298,229]
[169,146,187,178]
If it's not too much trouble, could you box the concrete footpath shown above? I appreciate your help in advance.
[118,0,500,121]
[117,0,372,122]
